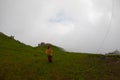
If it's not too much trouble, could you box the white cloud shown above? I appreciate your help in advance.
[0,0,120,53]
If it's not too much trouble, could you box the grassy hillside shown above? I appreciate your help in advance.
[0,32,120,80]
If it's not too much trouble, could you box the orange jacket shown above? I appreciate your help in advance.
[46,49,53,56]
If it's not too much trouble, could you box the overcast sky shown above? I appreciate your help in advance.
[0,0,120,53]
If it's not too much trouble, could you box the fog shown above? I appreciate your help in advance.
[0,0,120,53]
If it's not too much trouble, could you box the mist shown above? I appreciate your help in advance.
[0,0,120,53]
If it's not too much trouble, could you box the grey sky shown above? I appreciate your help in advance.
[0,0,120,53]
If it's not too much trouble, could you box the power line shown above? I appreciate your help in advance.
[97,0,114,53]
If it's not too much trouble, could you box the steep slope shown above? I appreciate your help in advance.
[0,32,64,54]
[0,32,120,80]
[0,32,35,54]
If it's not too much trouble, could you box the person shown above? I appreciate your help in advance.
[46,45,53,63]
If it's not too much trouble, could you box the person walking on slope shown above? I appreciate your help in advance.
[46,45,53,63]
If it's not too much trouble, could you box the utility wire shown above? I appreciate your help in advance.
[97,0,114,53]
[80,1,115,74]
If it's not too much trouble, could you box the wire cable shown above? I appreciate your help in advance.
[97,0,114,53]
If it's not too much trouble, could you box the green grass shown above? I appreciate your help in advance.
[0,32,120,80]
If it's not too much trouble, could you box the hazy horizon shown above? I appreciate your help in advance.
[0,0,120,54]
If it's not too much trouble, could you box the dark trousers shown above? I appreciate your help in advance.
[48,55,52,62]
